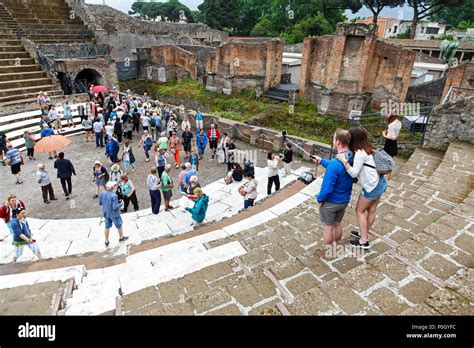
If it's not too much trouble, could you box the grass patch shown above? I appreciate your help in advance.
[119,79,348,144]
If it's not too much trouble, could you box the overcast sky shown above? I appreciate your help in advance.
[86,0,414,20]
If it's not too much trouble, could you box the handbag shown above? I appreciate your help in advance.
[238,186,246,197]
[225,175,233,185]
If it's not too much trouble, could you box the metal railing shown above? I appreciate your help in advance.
[37,50,57,79]
[350,106,435,146]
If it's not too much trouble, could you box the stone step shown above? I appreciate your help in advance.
[0,70,47,82]
[0,45,24,53]
[0,39,22,45]
[33,38,92,44]
[14,18,84,25]
[0,84,62,101]
[20,23,85,30]
[27,33,91,40]
[0,77,53,90]
[0,90,64,108]
[0,57,36,66]
[0,51,29,59]
[0,64,42,74]
[0,34,18,40]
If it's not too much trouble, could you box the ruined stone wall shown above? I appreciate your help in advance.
[423,96,474,150]
[440,62,474,102]
[54,58,118,89]
[406,77,446,106]
[369,40,416,109]
[206,39,283,95]
[178,45,216,78]
[299,23,415,117]
[137,46,197,83]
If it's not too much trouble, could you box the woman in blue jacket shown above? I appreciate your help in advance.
[185,187,209,224]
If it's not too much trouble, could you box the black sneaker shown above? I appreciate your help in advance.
[350,239,370,249]
[51,198,58,201]
[119,236,129,242]
[351,231,361,239]
[105,241,110,247]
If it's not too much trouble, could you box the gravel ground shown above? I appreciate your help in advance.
[0,133,304,219]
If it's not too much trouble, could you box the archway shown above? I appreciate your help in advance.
[74,69,104,93]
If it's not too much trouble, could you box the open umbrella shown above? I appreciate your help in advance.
[34,135,72,153]
[92,85,108,94]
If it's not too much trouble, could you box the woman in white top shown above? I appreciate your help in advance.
[383,115,401,157]
[336,127,387,250]
[383,115,402,180]
[267,152,281,195]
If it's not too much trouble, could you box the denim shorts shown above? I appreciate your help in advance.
[104,216,123,229]
[362,176,387,201]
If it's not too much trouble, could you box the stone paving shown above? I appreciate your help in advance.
[120,142,473,315]
[0,134,286,221]
[1,142,472,316]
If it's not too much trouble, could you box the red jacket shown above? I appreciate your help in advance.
[207,128,221,142]
[0,200,25,223]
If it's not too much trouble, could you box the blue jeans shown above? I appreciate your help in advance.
[95,132,103,147]
[149,190,161,215]
[244,199,255,209]
[198,146,205,157]
[144,145,151,159]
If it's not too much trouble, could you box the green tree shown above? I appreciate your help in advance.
[250,17,276,36]
[288,11,333,43]
[362,0,405,30]
[407,0,464,39]
[128,0,193,22]
[429,0,474,28]
[198,0,241,33]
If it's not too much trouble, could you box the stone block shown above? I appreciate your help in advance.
[368,288,409,315]
[426,288,473,315]
[297,253,332,277]
[162,301,194,315]
[341,264,385,292]
[191,287,232,314]
[399,277,438,304]
[201,262,235,282]
[123,286,160,311]
[369,254,410,281]
[225,278,262,307]
[285,273,320,296]
[394,240,429,262]
[178,272,210,296]
[208,304,243,315]
[420,255,460,281]
[453,233,474,255]
[157,279,186,304]
[270,259,305,280]
[287,286,334,315]
[320,277,367,315]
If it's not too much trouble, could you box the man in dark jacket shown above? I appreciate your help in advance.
[54,152,76,200]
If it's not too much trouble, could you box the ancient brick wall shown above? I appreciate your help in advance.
[299,23,415,117]
[423,96,474,150]
[137,46,197,83]
[406,77,446,106]
[206,39,283,95]
[440,62,474,102]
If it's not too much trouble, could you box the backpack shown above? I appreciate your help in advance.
[299,171,315,185]
[364,149,395,175]
[149,117,156,127]
[145,137,153,148]
[243,160,255,177]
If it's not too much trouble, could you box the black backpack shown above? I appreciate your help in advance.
[243,160,255,177]
[299,171,315,185]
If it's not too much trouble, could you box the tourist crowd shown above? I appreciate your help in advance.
[0,86,400,262]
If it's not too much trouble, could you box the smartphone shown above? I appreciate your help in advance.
[31,239,36,243]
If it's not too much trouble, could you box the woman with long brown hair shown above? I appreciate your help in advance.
[336,127,387,249]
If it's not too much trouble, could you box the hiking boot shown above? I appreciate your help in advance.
[119,236,129,242]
